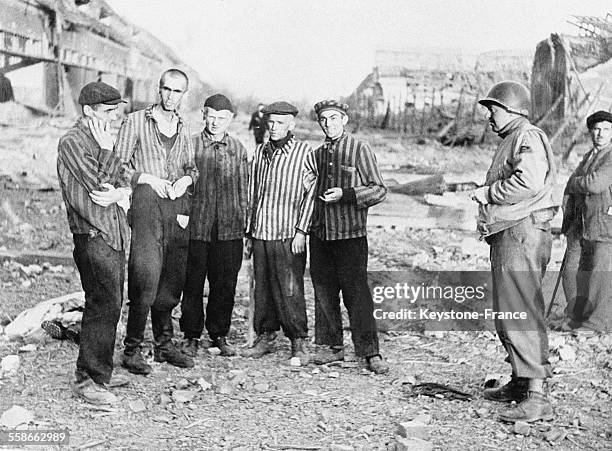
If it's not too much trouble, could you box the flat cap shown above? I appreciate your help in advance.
[586,110,612,129]
[262,101,298,116]
[204,93,234,113]
[314,99,349,116]
[78,81,126,106]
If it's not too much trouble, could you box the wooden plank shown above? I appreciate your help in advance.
[0,249,74,267]
[387,174,446,196]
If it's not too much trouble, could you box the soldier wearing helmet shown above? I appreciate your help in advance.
[472,81,560,423]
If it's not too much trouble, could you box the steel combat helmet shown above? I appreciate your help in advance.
[478,81,530,117]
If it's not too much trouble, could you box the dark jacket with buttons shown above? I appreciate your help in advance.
[563,143,612,242]
[190,131,249,241]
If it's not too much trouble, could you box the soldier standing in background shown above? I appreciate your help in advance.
[561,110,612,333]
[249,103,266,145]
[474,81,560,422]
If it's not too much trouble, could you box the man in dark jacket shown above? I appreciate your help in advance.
[306,100,389,374]
[474,81,560,423]
[180,94,248,357]
[249,103,266,145]
[57,81,128,404]
[562,110,612,333]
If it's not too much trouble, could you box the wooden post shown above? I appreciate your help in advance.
[535,94,564,127]
[553,81,606,148]
[450,85,465,147]
[428,88,436,132]
[246,258,255,347]
[470,88,481,127]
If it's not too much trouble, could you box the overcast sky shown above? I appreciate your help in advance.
[107,0,611,104]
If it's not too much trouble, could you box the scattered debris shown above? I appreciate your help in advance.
[558,345,577,361]
[387,174,446,196]
[544,427,567,444]
[171,390,197,403]
[392,435,433,451]
[289,357,301,366]
[0,405,34,428]
[403,382,473,401]
[0,354,20,377]
[513,421,530,436]
[18,343,37,353]
[4,291,84,340]
[128,400,146,413]
[397,420,430,439]
[197,378,212,391]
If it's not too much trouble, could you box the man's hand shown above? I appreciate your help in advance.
[90,183,124,207]
[471,186,490,205]
[244,237,253,259]
[87,117,114,150]
[138,173,171,198]
[319,187,343,203]
[172,176,193,198]
[291,232,306,254]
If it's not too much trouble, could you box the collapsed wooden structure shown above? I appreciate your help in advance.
[532,14,612,157]
[347,48,532,145]
[0,0,205,114]
[348,13,612,150]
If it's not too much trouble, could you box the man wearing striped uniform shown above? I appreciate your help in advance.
[57,81,129,404]
[180,94,249,357]
[116,69,199,374]
[244,101,316,365]
[307,100,389,374]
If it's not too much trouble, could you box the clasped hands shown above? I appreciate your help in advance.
[139,174,192,199]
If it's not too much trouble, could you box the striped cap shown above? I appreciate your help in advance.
[314,100,349,116]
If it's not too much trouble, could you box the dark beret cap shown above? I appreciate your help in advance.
[262,101,298,116]
[314,99,349,116]
[587,110,612,129]
[204,94,234,113]
[78,81,126,106]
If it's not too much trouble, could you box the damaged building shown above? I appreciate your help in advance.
[348,48,532,129]
[0,0,206,114]
[531,13,612,145]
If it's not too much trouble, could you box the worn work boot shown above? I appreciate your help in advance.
[70,378,117,405]
[483,377,529,403]
[313,346,345,364]
[243,332,276,358]
[181,338,199,358]
[107,373,130,388]
[154,343,194,368]
[364,355,390,375]
[122,350,152,375]
[212,336,237,357]
[499,391,554,423]
[290,338,310,365]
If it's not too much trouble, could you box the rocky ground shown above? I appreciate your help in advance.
[0,107,610,450]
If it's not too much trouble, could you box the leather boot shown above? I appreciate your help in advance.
[181,338,199,358]
[122,349,152,375]
[313,346,345,364]
[290,338,310,365]
[483,377,528,403]
[499,391,553,422]
[212,336,236,357]
[242,332,276,358]
[364,355,389,374]
[154,343,194,368]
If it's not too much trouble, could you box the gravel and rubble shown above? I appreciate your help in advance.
[0,114,610,450]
